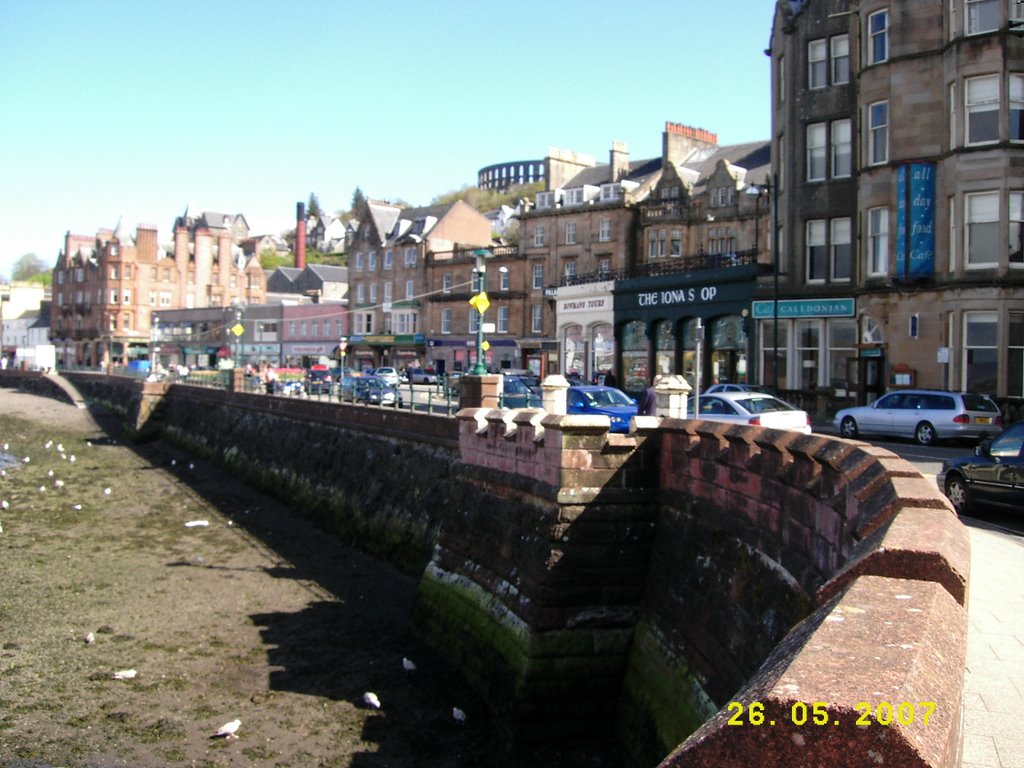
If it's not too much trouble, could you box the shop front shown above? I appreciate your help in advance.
[426,337,519,375]
[614,264,760,396]
[556,282,615,384]
[347,333,427,373]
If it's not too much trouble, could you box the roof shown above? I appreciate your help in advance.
[306,264,348,282]
[560,156,662,190]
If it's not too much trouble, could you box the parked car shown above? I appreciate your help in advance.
[703,383,772,394]
[687,391,812,433]
[565,385,639,434]
[938,421,1024,515]
[406,367,438,385]
[500,375,543,408]
[373,366,400,386]
[352,375,402,406]
[833,389,1001,446]
[304,367,335,396]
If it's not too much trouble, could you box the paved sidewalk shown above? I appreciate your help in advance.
[961,522,1024,768]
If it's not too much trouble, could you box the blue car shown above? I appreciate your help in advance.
[566,385,639,434]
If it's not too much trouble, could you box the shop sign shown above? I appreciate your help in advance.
[558,296,610,313]
[751,298,855,319]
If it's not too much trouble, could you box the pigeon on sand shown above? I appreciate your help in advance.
[211,719,241,739]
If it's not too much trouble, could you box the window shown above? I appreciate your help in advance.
[598,258,611,275]
[832,119,852,177]
[828,319,857,389]
[159,291,171,307]
[670,229,682,257]
[565,261,576,279]
[469,310,479,333]
[498,306,509,333]
[598,218,611,242]
[471,269,483,292]
[443,273,452,293]
[966,191,999,266]
[110,265,119,279]
[500,270,510,291]
[831,218,852,280]
[406,279,415,299]
[384,250,393,270]
[404,247,417,267]
[868,10,888,64]
[533,264,544,289]
[533,224,545,247]
[869,207,889,275]
[531,304,543,334]
[368,251,377,271]
[355,253,364,271]
[966,75,999,144]
[441,308,452,334]
[1012,192,1024,264]
[869,101,889,164]
[369,283,377,303]
[807,123,826,181]
[966,0,1000,34]
[963,311,997,392]
[383,281,393,302]
[796,320,821,389]
[1011,74,1024,141]
[1010,312,1024,396]
[831,34,849,84]
[808,39,827,89]
[565,221,577,245]
[356,284,365,303]
[806,220,827,281]
[777,54,786,104]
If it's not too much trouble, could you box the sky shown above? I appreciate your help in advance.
[0,1,776,280]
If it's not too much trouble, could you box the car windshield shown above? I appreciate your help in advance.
[962,394,999,412]
[737,395,796,414]
[582,388,634,407]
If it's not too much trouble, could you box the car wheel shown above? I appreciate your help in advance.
[839,416,859,439]
[945,473,969,515]
[915,422,937,446]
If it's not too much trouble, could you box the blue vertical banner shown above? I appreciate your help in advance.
[896,163,936,279]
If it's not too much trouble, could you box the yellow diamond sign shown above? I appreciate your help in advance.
[481,341,490,352]
[469,291,490,315]
[231,323,245,337]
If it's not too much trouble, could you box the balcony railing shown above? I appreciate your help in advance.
[560,247,760,288]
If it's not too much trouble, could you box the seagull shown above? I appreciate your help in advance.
[1,500,8,510]
[112,669,137,680]
[54,479,64,488]
[2,443,7,450]
[57,443,64,452]
[45,440,52,449]
[23,457,30,463]
[211,719,241,739]
[363,692,381,709]
[72,504,82,510]
[47,469,54,477]
[84,631,95,644]
[402,657,417,672]
[185,520,209,528]
[103,488,111,495]
[452,707,467,723]
[69,455,76,463]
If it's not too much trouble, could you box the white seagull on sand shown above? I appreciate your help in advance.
[402,657,417,672]
[185,520,209,528]
[112,668,137,680]
[452,706,467,723]
[212,719,241,739]
[363,691,382,709]
[84,631,95,644]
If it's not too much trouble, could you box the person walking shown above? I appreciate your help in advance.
[638,375,662,415]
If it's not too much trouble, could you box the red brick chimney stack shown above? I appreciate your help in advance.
[295,202,306,270]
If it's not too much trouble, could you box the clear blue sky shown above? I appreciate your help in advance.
[0,1,776,280]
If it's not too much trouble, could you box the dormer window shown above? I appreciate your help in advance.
[600,184,622,202]
[565,188,585,206]
[536,191,555,209]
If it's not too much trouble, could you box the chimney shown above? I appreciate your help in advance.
[663,121,718,166]
[295,202,306,270]
[609,141,629,182]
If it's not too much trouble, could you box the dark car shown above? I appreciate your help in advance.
[500,375,543,408]
[304,367,335,396]
[350,375,402,406]
[938,421,1024,515]
[565,385,639,434]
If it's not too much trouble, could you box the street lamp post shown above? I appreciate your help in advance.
[150,314,159,373]
[746,174,781,392]
[470,249,490,375]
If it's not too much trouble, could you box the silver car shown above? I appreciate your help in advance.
[688,391,812,434]
[834,389,1002,446]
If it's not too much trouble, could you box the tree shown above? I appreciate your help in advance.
[12,253,48,281]
[348,186,369,225]
[307,192,323,219]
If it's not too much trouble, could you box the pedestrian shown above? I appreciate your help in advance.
[638,375,662,416]
[602,370,618,389]
[265,365,278,395]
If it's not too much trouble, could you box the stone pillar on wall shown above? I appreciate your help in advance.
[541,374,569,414]
[459,374,501,408]
[656,374,690,418]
